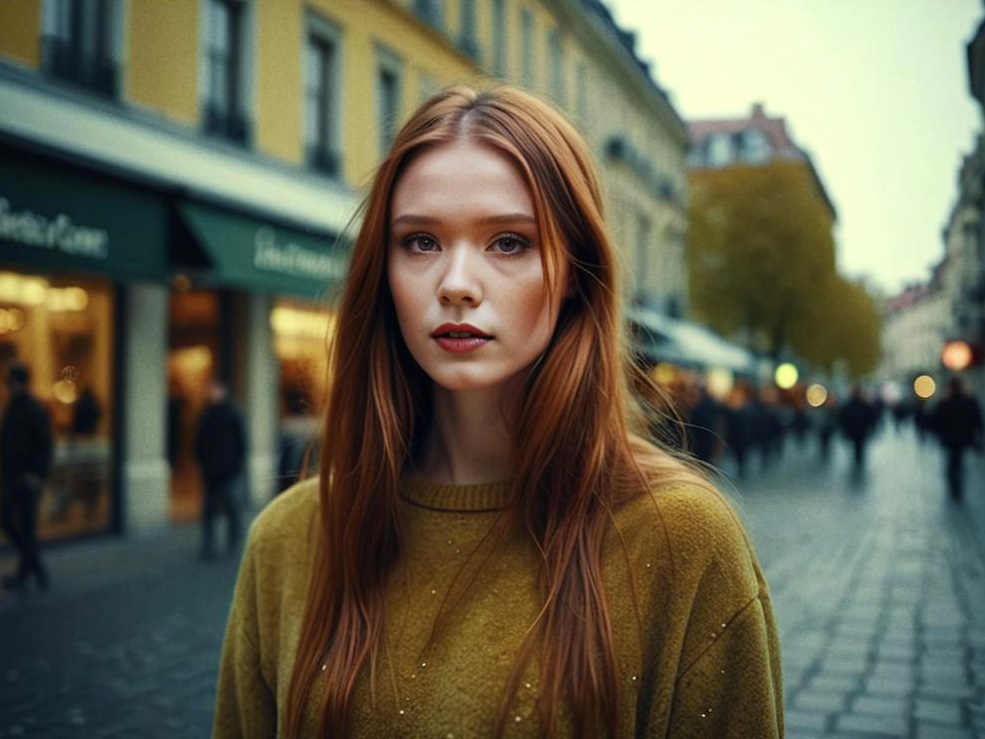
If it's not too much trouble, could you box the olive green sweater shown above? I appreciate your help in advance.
[213,474,783,737]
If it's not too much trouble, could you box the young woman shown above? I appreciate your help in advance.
[213,86,783,738]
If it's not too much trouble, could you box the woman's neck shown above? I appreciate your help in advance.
[415,382,517,486]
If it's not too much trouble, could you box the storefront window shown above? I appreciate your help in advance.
[167,289,221,522]
[271,298,333,491]
[0,270,115,540]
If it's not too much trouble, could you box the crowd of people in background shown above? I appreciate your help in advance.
[674,376,984,501]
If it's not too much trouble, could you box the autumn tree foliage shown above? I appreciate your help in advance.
[687,161,881,377]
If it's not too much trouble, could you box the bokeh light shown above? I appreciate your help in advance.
[942,340,973,372]
[774,362,799,390]
[806,383,828,408]
[706,367,734,399]
[913,375,936,399]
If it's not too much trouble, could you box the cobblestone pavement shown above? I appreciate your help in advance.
[733,424,985,739]
[0,423,983,738]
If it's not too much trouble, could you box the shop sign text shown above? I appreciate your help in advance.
[253,227,344,281]
[0,197,109,260]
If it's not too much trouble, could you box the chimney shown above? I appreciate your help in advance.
[751,102,765,120]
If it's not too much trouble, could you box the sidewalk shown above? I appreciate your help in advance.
[0,501,266,616]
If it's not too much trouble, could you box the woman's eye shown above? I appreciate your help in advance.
[491,234,530,255]
[404,235,439,252]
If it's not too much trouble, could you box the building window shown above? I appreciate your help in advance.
[414,0,445,31]
[202,0,251,146]
[739,129,771,164]
[520,7,534,88]
[376,47,403,156]
[706,133,733,168]
[492,0,506,77]
[547,28,565,105]
[305,12,342,178]
[459,0,479,60]
[41,0,121,98]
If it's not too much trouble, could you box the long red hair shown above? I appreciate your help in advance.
[283,85,706,738]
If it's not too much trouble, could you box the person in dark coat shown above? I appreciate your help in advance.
[814,393,839,463]
[685,384,723,466]
[1,362,54,593]
[71,385,102,436]
[724,386,755,478]
[195,379,247,561]
[839,385,876,470]
[929,378,984,501]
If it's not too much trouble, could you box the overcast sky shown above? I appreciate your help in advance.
[605,0,983,296]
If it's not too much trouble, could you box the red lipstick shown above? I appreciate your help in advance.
[431,323,493,353]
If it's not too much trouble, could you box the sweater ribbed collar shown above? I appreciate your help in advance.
[400,471,512,513]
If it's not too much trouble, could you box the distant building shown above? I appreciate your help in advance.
[687,102,837,222]
[964,14,985,407]
[879,277,951,396]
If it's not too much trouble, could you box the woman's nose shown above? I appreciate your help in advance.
[437,249,482,306]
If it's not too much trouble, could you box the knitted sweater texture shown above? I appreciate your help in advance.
[213,474,783,737]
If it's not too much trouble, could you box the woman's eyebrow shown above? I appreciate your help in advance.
[391,213,536,227]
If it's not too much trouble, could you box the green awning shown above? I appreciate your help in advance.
[0,147,167,281]
[177,200,347,300]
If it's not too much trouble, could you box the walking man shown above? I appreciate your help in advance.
[839,385,876,471]
[195,379,247,561]
[1,362,54,593]
[930,378,983,501]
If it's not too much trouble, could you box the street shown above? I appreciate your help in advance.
[1,424,984,738]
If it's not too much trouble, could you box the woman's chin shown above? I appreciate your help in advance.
[428,368,507,393]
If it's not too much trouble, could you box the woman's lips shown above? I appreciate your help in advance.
[433,336,492,353]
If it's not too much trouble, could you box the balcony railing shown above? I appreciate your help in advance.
[42,37,118,98]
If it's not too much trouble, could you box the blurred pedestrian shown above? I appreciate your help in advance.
[891,401,907,431]
[839,385,876,470]
[71,385,102,435]
[929,378,984,501]
[724,385,755,477]
[276,393,319,496]
[792,404,810,448]
[813,393,838,462]
[71,384,104,522]
[195,379,246,561]
[685,383,723,465]
[1,362,54,593]
[914,398,932,443]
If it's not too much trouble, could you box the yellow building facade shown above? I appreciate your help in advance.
[0,0,687,544]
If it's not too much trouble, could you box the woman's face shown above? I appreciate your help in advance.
[387,139,566,392]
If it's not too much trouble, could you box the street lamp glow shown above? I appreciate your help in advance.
[942,340,973,372]
[913,375,936,399]
[806,383,828,408]
[706,367,734,398]
[774,363,799,389]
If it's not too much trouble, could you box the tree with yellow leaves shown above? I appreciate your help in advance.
[688,161,880,377]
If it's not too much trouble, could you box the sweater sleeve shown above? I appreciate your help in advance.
[667,588,783,737]
[213,524,278,739]
[650,486,784,738]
